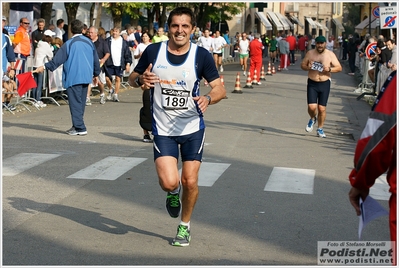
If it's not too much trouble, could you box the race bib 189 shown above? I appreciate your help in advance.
[161,88,190,110]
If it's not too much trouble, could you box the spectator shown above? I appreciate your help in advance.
[134,25,142,44]
[54,19,64,39]
[348,70,396,252]
[127,26,138,47]
[32,30,55,108]
[51,37,63,55]
[13,17,31,73]
[269,35,278,63]
[35,19,100,136]
[48,24,55,32]
[326,36,334,51]
[297,34,308,59]
[129,6,226,247]
[2,16,16,111]
[341,36,349,60]
[347,37,358,75]
[86,26,110,106]
[278,33,290,70]
[31,18,45,53]
[376,39,393,93]
[286,31,297,65]
[152,27,168,43]
[248,33,264,85]
[105,27,132,102]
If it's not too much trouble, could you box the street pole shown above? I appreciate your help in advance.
[219,11,221,32]
[368,3,371,35]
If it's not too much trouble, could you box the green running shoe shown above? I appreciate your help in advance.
[172,224,191,247]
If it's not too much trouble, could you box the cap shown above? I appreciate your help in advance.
[315,35,326,43]
[120,30,127,36]
[44,29,55,36]
[2,16,6,21]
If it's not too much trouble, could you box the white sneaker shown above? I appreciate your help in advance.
[33,102,40,108]
[243,71,246,76]
[256,81,262,85]
[86,97,92,106]
[38,101,47,108]
[220,66,224,72]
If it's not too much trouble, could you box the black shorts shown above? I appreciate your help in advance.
[106,65,124,77]
[307,78,331,106]
[213,52,223,57]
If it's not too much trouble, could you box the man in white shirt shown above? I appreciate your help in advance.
[54,19,64,39]
[197,29,213,53]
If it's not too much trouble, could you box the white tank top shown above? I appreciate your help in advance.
[152,41,204,136]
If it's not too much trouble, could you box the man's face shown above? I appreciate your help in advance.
[157,28,164,37]
[21,18,30,30]
[2,19,6,30]
[37,22,45,30]
[386,41,394,50]
[204,30,209,37]
[316,42,326,53]
[112,28,120,38]
[88,28,97,41]
[168,14,194,48]
[215,31,220,37]
[242,33,247,40]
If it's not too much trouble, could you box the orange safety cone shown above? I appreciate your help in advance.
[252,70,258,85]
[232,72,243,94]
[220,75,225,87]
[277,65,281,72]
[271,65,276,74]
[260,65,266,80]
[244,70,253,88]
[266,62,272,76]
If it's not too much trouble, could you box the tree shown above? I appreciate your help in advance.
[103,3,146,28]
[342,3,361,34]
[40,3,53,25]
[65,3,80,38]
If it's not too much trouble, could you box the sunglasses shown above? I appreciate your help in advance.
[22,22,30,25]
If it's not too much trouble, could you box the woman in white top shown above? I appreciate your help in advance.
[134,31,153,143]
[239,32,250,76]
[32,30,55,108]
[211,30,227,72]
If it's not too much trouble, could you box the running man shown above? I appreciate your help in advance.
[301,35,342,138]
[239,32,250,76]
[128,7,226,246]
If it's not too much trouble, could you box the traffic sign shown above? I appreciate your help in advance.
[365,42,377,60]
[372,6,380,18]
[379,6,397,29]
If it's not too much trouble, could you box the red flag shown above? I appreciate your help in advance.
[16,72,37,97]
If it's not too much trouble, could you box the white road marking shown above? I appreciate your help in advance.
[179,162,231,187]
[264,167,315,195]
[67,156,147,180]
[369,175,390,201]
[3,153,61,176]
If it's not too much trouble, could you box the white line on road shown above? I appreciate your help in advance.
[67,156,147,180]
[179,162,231,187]
[3,153,61,176]
[264,167,315,195]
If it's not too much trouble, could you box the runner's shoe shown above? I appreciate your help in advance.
[317,128,326,138]
[166,186,181,218]
[99,94,105,104]
[305,117,316,132]
[172,224,191,247]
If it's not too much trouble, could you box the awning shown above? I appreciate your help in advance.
[289,15,304,28]
[332,18,345,31]
[275,12,293,30]
[305,17,317,29]
[323,25,329,32]
[355,17,377,31]
[314,20,323,29]
[255,11,273,31]
[267,11,284,31]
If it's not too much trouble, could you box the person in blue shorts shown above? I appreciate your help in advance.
[300,35,342,138]
[129,7,226,246]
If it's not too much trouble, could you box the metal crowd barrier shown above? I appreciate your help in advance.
[355,58,376,101]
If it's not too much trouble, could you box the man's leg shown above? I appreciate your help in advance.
[113,75,121,102]
[317,104,326,129]
[180,160,201,223]
[66,84,88,133]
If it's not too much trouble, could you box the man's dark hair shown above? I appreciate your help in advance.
[56,19,64,26]
[70,19,84,35]
[167,7,196,28]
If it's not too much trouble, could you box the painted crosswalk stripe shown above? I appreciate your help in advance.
[67,156,147,180]
[179,162,230,187]
[264,167,315,195]
[370,175,390,201]
[3,153,61,176]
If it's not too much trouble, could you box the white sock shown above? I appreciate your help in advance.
[170,183,180,194]
[180,221,190,229]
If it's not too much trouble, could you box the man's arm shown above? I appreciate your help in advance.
[300,51,311,71]
[329,51,342,73]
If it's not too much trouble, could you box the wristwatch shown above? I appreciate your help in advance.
[205,95,211,105]
[135,75,143,87]
[328,67,332,72]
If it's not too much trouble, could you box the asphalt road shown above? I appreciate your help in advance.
[2,54,391,266]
